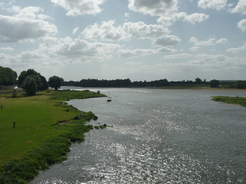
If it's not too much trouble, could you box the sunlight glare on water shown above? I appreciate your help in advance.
[30,88,246,184]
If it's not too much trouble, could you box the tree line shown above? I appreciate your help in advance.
[64,78,208,87]
[0,66,64,96]
[64,78,246,89]
[1,66,245,94]
[63,78,169,87]
[219,80,246,89]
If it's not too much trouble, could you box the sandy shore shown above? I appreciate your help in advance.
[150,87,246,92]
[185,88,246,92]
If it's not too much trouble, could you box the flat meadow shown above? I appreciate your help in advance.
[0,89,105,183]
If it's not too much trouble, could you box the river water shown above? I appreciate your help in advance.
[30,88,246,184]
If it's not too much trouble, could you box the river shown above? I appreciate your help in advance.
[30,87,246,184]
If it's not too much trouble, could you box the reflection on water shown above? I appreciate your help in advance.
[30,88,246,184]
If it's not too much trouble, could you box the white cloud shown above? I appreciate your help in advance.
[227,43,246,53]
[198,0,228,10]
[186,54,246,79]
[190,46,200,51]
[13,36,122,67]
[216,38,228,44]
[72,27,79,35]
[230,0,246,14]
[0,47,13,51]
[37,14,52,20]
[157,16,175,27]
[51,37,121,62]
[124,13,129,17]
[128,0,178,16]
[158,47,177,53]
[164,53,191,59]
[117,48,157,57]
[190,37,227,46]
[51,0,105,16]
[18,50,45,63]
[15,6,43,19]
[237,19,246,32]
[157,12,186,27]
[82,20,129,41]
[184,13,209,24]
[154,35,180,46]
[196,53,227,62]
[190,37,215,46]
[9,6,22,13]
[0,53,16,66]
[157,12,209,26]
[0,6,57,42]
[123,21,169,39]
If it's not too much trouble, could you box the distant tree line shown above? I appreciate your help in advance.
[1,65,245,93]
[63,78,245,89]
[131,79,169,87]
[64,78,246,89]
[63,78,169,87]
[64,79,131,87]
[236,81,246,89]
[221,80,246,89]
[210,79,220,88]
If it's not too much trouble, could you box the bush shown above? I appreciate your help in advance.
[12,89,17,98]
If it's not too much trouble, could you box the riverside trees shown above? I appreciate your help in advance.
[18,69,48,96]
[48,76,64,90]
[0,66,17,86]
[210,79,220,88]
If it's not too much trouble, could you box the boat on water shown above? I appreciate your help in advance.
[107,93,112,102]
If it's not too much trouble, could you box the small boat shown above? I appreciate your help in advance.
[107,93,112,102]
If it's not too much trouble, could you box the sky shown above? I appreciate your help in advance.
[0,0,245,82]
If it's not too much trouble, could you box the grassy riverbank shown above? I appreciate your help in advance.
[0,89,105,184]
[212,96,246,107]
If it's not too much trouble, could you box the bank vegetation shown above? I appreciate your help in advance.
[212,96,246,107]
[0,89,105,184]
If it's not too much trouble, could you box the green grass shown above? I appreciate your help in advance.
[50,89,106,101]
[0,93,74,166]
[0,89,104,183]
[212,96,246,107]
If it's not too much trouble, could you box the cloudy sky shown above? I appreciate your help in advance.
[0,0,245,82]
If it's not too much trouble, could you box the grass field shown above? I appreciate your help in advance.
[0,89,105,183]
[212,96,246,107]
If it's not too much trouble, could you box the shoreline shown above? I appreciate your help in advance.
[143,86,246,92]
[0,89,105,184]
[61,85,246,92]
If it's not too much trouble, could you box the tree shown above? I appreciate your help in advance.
[22,76,37,96]
[236,80,246,89]
[18,69,48,96]
[18,69,42,89]
[18,71,27,87]
[210,79,220,88]
[40,75,48,90]
[12,89,17,98]
[195,78,202,84]
[48,76,64,90]
[0,66,17,86]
